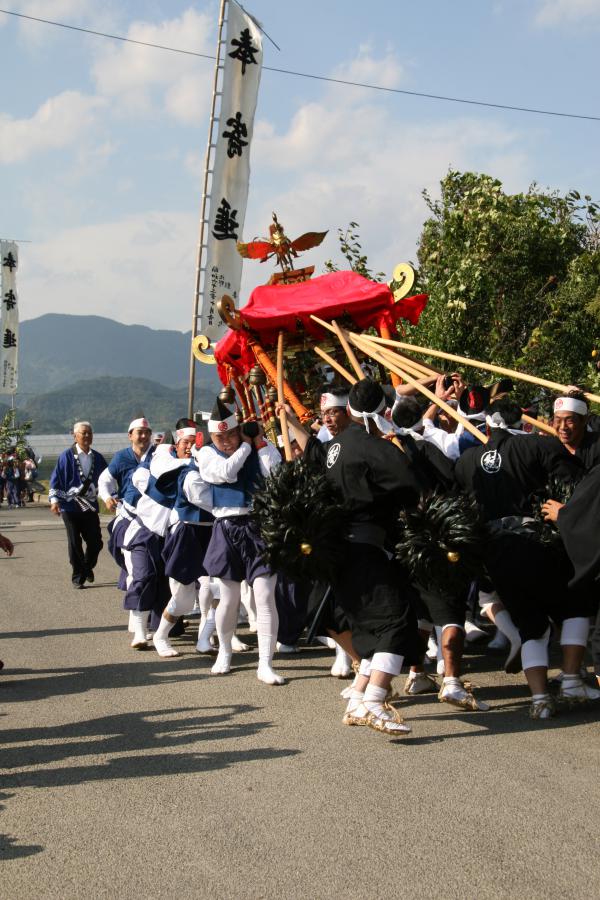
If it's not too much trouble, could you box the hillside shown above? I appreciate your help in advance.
[19,314,221,396]
[22,376,218,433]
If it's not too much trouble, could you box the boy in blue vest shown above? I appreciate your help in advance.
[198,399,284,684]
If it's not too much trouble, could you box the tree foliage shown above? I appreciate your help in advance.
[324,221,386,282]
[411,171,600,395]
[0,409,33,457]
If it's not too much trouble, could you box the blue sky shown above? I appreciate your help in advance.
[1,0,599,330]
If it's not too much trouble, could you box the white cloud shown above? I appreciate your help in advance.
[91,7,215,124]
[534,0,600,26]
[2,1,119,43]
[0,90,105,164]
[20,212,198,330]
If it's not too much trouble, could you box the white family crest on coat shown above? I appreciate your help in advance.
[481,449,502,474]
[327,443,341,468]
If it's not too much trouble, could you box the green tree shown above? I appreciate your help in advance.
[412,171,599,393]
[324,222,386,281]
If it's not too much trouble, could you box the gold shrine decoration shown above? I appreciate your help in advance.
[192,333,217,365]
[390,263,415,301]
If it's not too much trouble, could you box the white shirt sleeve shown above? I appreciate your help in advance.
[198,442,252,484]
[183,469,213,512]
[98,467,118,502]
[132,466,151,493]
[257,441,282,477]
[421,419,461,461]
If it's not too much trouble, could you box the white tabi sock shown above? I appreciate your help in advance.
[152,615,180,657]
[345,689,367,718]
[130,611,149,648]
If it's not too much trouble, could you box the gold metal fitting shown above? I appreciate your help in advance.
[447,551,460,563]
[300,542,312,555]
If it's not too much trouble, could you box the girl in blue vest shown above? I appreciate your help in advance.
[198,399,284,685]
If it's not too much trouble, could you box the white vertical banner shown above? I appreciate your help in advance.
[200,0,263,343]
[0,241,19,395]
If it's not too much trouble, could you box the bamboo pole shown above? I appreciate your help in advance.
[521,413,557,436]
[349,332,488,444]
[277,332,293,462]
[313,345,357,385]
[361,333,600,407]
[378,321,401,388]
[331,320,364,380]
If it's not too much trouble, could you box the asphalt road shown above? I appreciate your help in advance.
[1,505,599,900]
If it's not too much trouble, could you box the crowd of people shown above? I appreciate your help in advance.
[0,450,39,508]
[42,367,600,736]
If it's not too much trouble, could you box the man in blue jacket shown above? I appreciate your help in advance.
[49,421,107,588]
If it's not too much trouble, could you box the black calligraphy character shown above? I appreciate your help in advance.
[2,252,17,271]
[3,290,16,310]
[223,111,248,159]
[212,198,239,241]
[3,329,17,349]
[229,28,259,75]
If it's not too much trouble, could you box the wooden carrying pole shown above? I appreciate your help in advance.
[313,346,357,385]
[362,333,600,407]
[364,339,558,437]
[352,333,487,443]
[331,320,364,380]
[277,332,293,462]
[310,315,487,443]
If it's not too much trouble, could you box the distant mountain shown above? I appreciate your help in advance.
[19,314,221,397]
[22,376,218,433]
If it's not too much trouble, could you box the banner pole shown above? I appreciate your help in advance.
[187,0,228,418]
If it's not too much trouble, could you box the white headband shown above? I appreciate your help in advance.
[128,417,150,432]
[553,397,588,416]
[348,396,394,435]
[320,393,349,411]
[175,426,197,442]
[486,412,523,432]
[208,413,238,434]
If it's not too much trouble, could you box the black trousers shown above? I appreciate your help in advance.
[62,511,103,584]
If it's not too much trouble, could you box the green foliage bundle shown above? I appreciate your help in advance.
[252,458,351,582]
[395,490,486,594]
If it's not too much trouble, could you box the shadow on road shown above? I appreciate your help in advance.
[0,792,43,861]
[0,705,300,790]
[0,657,214,703]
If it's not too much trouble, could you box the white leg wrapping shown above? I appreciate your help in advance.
[560,617,590,647]
[371,652,404,677]
[166,579,197,616]
[197,575,214,615]
[442,623,465,633]
[522,627,551,670]
[240,579,257,629]
[254,574,278,664]
[359,658,372,677]
[211,579,240,674]
[253,574,285,685]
